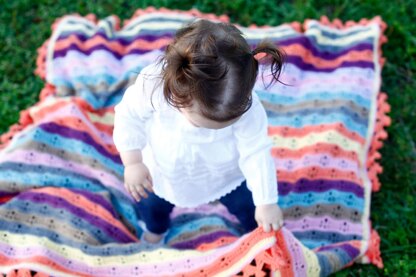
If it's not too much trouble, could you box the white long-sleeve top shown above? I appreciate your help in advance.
[113,62,278,208]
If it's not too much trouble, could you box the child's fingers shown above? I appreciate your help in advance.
[272,223,280,231]
[143,179,154,192]
[127,183,142,202]
[146,174,153,186]
[137,185,148,198]
[262,223,271,233]
[131,188,142,202]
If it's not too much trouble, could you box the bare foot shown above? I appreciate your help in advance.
[142,232,164,244]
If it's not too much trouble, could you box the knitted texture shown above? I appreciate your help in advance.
[0,7,390,276]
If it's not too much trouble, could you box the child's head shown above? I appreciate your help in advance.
[160,19,285,129]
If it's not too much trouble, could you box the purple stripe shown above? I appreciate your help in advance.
[317,243,360,258]
[57,31,174,45]
[278,178,364,198]
[70,188,118,218]
[170,230,235,249]
[0,191,19,198]
[17,191,134,243]
[39,122,121,164]
[277,37,374,59]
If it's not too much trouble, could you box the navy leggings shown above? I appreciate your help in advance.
[136,181,257,234]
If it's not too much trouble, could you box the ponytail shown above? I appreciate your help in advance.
[252,40,286,89]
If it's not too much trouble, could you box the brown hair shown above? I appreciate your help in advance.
[159,19,285,122]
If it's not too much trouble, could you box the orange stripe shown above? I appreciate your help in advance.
[54,34,171,54]
[51,117,118,155]
[277,166,361,184]
[274,230,295,276]
[195,236,238,251]
[31,99,113,135]
[272,143,362,163]
[284,44,373,68]
[183,228,276,276]
[53,34,373,68]
[268,123,365,145]
[37,187,138,242]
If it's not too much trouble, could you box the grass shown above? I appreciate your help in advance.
[1,0,415,275]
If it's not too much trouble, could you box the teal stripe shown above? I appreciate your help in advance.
[278,189,364,210]
[52,72,135,88]
[256,90,371,109]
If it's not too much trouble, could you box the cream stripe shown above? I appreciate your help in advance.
[302,244,321,277]
[305,24,378,46]
[214,237,276,277]
[29,97,72,114]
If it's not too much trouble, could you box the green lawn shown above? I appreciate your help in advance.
[1,0,415,276]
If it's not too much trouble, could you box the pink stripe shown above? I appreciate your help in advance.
[51,50,163,79]
[260,71,374,99]
[34,102,114,144]
[284,216,362,235]
[282,228,307,277]
[0,149,127,196]
[273,154,359,172]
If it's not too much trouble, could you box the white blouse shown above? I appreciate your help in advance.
[113,62,278,208]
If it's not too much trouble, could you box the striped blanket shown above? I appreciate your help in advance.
[0,7,390,276]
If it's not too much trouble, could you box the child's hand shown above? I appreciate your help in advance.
[124,162,154,202]
[255,204,284,232]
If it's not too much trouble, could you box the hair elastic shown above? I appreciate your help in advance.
[252,50,267,61]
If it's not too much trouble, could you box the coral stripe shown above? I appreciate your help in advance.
[30,187,137,241]
[54,34,171,54]
[277,167,361,184]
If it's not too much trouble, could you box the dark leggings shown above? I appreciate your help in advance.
[136,180,257,234]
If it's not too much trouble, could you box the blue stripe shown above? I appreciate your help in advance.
[278,189,364,210]
[166,216,240,241]
[267,112,368,136]
[256,90,372,109]
[11,128,124,174]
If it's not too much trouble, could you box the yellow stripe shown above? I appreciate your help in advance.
[270,130,363,154]
[87,112,114,125]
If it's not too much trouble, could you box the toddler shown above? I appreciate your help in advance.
[113,19,285,244]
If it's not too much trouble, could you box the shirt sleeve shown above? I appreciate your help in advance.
[113,64,160,152]
[232,93,278,206]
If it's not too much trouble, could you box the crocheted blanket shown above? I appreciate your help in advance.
[0,7,390,277]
